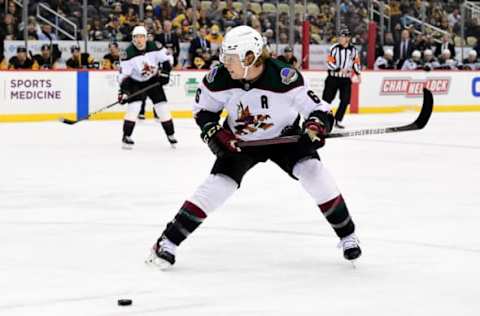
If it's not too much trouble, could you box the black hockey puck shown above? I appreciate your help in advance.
[117,299,132,306]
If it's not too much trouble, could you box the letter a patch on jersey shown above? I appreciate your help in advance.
[280,68,298,85]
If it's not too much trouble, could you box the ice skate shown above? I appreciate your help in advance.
[122,136,135,150]
[145,237,176,270]
[338,233,361,262]
[167,135,178,148]
[334,120,345,129]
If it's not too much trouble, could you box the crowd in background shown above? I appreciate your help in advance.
[1,0,479,70]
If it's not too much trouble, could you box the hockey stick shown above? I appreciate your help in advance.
[59,81,162,125]
[238,88,433,148]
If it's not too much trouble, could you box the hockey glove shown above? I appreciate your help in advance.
[118,90,128,104]
[157,61,172,86]
[200,122,240,157]
[301,111,334,149]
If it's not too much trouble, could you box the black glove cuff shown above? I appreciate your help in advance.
[307,110,334,133]
[200,122,221,143]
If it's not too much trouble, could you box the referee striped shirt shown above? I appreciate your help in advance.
[327,43,361,77]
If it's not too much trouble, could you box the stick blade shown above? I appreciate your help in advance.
[414,88,434,129]
[59,118,79,125]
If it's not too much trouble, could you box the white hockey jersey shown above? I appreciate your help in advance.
[401,58,420,70]
[118,41,173,83]
[193,59,331,141]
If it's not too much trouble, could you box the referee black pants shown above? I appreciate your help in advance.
[322,76,352,122]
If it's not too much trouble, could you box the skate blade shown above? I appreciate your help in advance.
[145,256,173,271]
[169,143,176,149]
[122,144,134,150]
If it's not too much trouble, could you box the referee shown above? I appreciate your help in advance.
[322,28,361,129]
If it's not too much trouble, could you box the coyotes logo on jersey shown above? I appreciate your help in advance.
[141,62,156,77]
[234,102,274,135]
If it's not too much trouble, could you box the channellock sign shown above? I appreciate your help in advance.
[360,71,480,110]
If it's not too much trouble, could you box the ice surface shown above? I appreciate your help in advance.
[1,112,479,316]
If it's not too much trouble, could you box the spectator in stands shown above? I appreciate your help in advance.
[422,49,439,71]
[413,34,433,52]
[447,8,461,31]
[17,17,39,40]
[394,29,414,69]
[401,50,422,70]
[189,27,210,67]
[145,5,155,19]
[88,18,105,41]
[384,32,395,46]
[205,24,223,55]
[374,49,395,70]
[0,53,7,70]
[66,45,95,69]
[155,20,180,67]
[192,48,213,69]
[1,14,16,40]
[173,7,196,33]
[435,33,455,58]
[276,46,298,68]
[7,1,20,22]
[207,0,223,25]
[0,26,4,60]
[37,23,58,41]
[33,44,61,69]
[102,42,121,70]
[461,50,479,71]
[279,32,289,44]
[112,2,126,24]
[263,29,275,55]
[222,0,240,28]
[106,16,129,42]
[474,38,480,58]
[8,46,38,69]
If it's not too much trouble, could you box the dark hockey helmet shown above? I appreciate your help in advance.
[339,28,351,37]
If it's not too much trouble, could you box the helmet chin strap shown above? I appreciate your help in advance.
[242,65,250,79]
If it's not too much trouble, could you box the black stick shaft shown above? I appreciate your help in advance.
[60,81,161,125]
[239,88,433,148]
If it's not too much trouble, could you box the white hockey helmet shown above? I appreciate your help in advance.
[384,48,393,57]
[424,49,433,56]
[412,50,421,60]
[132,26,147,37]
[220,25,264,68]
[468,50,477,58]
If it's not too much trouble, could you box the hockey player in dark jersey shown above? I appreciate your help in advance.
[118,26,177,149]
[146,25,362,270]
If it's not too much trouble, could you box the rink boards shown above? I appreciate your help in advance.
[0,70,479,122]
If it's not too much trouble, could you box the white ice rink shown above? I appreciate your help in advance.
[1,112,480,316]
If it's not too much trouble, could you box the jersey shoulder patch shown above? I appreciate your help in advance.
[254,59,303,92]
[202,64,242,91]
[280,67,299,85]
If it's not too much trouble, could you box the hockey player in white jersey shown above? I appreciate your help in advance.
[374,48,395,70]
[146,25,362,269]
[401,50,422,70]
[118,26,176,149]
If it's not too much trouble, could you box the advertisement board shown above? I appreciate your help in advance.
[1,70,479,122]
[359,71,480,112]
[0,71,77,120]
